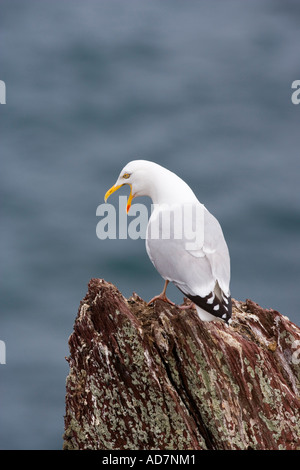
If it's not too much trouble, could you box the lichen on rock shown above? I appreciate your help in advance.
[63,278,300,450]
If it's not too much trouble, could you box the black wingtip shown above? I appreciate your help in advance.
[179,289,232,324]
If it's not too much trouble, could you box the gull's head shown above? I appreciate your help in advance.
[104,160,162,213]
[104,159,197,212]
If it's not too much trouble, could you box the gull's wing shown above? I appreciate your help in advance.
[146,203,231,320]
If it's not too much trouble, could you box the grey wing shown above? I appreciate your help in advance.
[146,205,230,299]
[201,207,231,296]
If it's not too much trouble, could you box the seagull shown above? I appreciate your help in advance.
[104,160,232,323]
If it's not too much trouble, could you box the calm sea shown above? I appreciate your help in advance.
[1,0,299,449]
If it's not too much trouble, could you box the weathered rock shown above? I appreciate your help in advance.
[63,278,300,450]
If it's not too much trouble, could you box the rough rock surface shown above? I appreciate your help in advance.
[63,278,300,450]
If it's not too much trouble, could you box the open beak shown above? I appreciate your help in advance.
[104,183,133,213]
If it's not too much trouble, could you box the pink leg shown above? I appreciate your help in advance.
[147,280,176,306]
[177,302,196,310]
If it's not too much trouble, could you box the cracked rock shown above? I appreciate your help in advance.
[63,278,300,450]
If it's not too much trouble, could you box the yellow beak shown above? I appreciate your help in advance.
[104,183,133,213]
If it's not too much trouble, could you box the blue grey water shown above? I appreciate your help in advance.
[1,0,300,449]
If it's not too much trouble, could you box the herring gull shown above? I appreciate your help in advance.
[105,160,232,323]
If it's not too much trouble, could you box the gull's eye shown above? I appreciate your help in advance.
[122,173,131,179]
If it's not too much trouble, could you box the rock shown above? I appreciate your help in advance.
[63,278,300,450]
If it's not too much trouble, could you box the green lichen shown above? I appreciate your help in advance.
[64,285,300,450]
